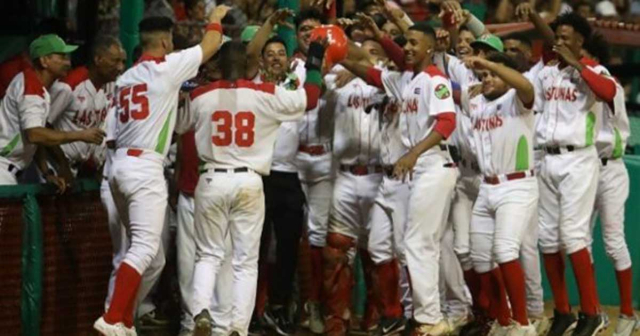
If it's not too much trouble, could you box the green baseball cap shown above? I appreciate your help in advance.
[470,34,504,53]
[29,34,78,60]
[240,25,276,44]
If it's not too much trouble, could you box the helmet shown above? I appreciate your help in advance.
[309,25,348,67]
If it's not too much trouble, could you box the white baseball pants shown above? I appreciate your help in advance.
[439,225,472,318]
[191,170,265,336]
[297,151,333,247]
[450,173,481,271]
[538,147,599,254]
[405,154,458,325]
[100,178,128,312]
[0,160,18,185]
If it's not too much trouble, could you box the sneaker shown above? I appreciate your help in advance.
[599,312,610,331]
[264,306,296,335]
[194,310,213,336]
[547,310,577,336]
[138,309,170,327]
[93,317,129,336]
[504,321,537,336]
[459,316,493,336]
[306,302,325,334]
[376,317,407,336]
[488,321,510,336]
[411,320,453,336]
[571,313,604,336]
[613,314,640,336]
[530,316,551,336]
[446,314,471,335]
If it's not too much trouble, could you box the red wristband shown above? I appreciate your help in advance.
[206,23,223,34]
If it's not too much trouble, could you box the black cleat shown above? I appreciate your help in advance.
[572,313,604,336]
[547,309,577,336]
[376,317,407,336]
[264,306,296,335]
[249,313,266,335]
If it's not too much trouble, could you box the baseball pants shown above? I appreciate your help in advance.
[177,192,233,333]
[405,153,458,325]
[192,170,265,335]
[260,171,305,306]
[439,225,472,319]
[0,160,18,185]
[100,178,128,311]
[450,172,481,271]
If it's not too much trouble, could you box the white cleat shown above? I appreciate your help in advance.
[488,321,510,336]
[504,321,537,336]
[445,314,471,335]
[530,316,551,335]
[613,314,640,336]
[93,317,129,336]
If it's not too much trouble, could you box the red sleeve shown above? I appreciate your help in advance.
[433,112,456,139]
[365,67,384,89]
[581,67,615,103]
[304,83,321,111]
[380,37,407,71]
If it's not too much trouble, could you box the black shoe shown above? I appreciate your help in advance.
[230,332,241,336]
[264,306,296,335]
[193,310,212,336]
[401,319,415,336]
[548,309,577,336]
[376,317,406,336]
[572,312,604,336]
[459,316,493,336]
[249,313,265,336]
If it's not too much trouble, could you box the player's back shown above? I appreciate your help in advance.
[190,79,308,175]
[114,47,202,156]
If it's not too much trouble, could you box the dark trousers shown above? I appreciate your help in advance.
[260,170,306,305]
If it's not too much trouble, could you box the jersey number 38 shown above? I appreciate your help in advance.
[211,110,255,147]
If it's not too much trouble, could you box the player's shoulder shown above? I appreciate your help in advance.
[21,67,46,98]
[190,79,276,101]
[423,65,448,81]
[61,66,89,91]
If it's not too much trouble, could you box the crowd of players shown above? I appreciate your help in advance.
[0,1,636,336]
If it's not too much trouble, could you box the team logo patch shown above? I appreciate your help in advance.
[435,84,450,99]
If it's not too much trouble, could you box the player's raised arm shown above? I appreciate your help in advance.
[245,9,295,79]
[465,55,535,107]
[199,5,231,65]
[299,40,327,111]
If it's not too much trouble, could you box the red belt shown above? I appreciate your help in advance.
[298,144,327,156]
[126,149,144,157]
[340,164,383,176]
[484,170,534,185]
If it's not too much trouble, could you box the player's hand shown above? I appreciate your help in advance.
[335,70,356,88]
[468,83,483,98]
[78,128,106,145]
[435,29,451,52]
[553,43,581,69]
[393,151,419,182]
[355,13,385,40]
[337,18,356,29]
[464,56,493,70]
[312,0,334,10]
[210,4,231,23]
[46,173,68,194]
[515,2,534,22]
[439,1,465,26]
[267,8,295,29]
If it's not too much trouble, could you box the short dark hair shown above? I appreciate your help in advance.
[504,32,532,48]
[553,12,592,40]
[408,22,436,41]
[91,35,122,64]
[393,35,407,47]
[219,41,247,78]
[295,9,326,28]
[487,52,519,70]
[574,0,595,11]
[372,13,387,29]
[262,36,288,55]
[184,0,203,11]
[139,16,174,34]
[584,32,610,65]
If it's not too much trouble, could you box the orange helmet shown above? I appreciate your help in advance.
[309,25,348,67]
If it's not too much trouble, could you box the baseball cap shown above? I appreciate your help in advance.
[29,34,78,60]
[470,34,504,53]
[596,1,618,17]
[240,25,276,43]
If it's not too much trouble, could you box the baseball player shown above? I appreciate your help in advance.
[94,7,228,334]
[343,22,458,335]
[47,36,125,180]
[187,39,325,336]
[321,38,388,336]
[0,34,105,186]
[290,11,332,332]
[582,34,638,336]
[460,53,537,335]
[534,12,617,336]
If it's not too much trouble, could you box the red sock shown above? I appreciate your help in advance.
[104,262,142,324]
[310,245,324,302]
[569,248,599,315]
[615,267,633,317]
[478,271,492,316]
[500,260,529,325]
[463,269,482,311]
[490,268,512,326]
[359,249,380,325]
[374,260,402,318]
[122,294,136,328]
[543,252,571,314]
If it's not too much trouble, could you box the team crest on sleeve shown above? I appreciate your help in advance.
[435,84,450,99]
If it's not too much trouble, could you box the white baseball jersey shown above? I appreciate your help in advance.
[378,97,408,166]
[48,67,111,165]
[0,68,50,169]
[114,46,202,156]
[189,79,309,175]
[380,65,456,152]
[326,75,382,166]
[533,61,612,148]
[461,88,534,176]
[291,57,333,145]
[596,82,628,159]
[253,73,301,173]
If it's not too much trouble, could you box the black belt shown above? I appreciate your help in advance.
[543,145,575,155]
[213,167,249,173]
[600,158,619,166]
[7,163,22,177]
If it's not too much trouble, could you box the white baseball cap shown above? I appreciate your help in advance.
[596,1,618,17]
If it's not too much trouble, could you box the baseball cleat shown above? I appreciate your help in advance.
[193,309,213,336]
[411,320,453,336]
[530,316,551,336]
[376,317,406,335]
[504,321,537,336]
[263,305,296,335]
[305,302,325,334]
[445,314,471,335]
[93,316,129,336]
[571,312,604,336]
[612,314,640,336]
[547,310,577,336]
